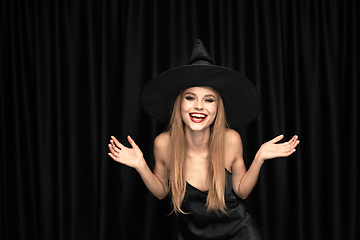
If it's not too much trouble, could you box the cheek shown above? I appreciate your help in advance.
[181,99,194,111]
[209,104,218,117]
[180,101,190,118]
[180,101,186,114]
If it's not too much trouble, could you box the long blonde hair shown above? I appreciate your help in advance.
[168,89,229,214]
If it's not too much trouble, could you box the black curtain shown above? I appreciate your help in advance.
[1,1,358,240]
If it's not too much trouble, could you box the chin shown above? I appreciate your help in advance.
[186,123,211,132]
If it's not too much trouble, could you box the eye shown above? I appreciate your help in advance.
[205,98,215,103]
[185,96,195,100]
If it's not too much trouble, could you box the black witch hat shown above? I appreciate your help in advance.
[140,39,261,129]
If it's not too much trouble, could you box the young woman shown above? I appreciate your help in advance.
[108,40,299,239]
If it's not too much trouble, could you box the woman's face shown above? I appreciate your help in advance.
[181,86,218,132]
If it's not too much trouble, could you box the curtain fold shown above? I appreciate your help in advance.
[1,0,358,240]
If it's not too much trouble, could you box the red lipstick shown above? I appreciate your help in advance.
[189,113,208,123]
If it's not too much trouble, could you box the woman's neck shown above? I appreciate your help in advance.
[184,126,211,153]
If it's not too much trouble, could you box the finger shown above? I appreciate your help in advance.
[108,152,118,161]
[110,137,118,149]
[289,136,300,147]
[108,144,119,155]
[109,141,120,153]
[284,149,296,157]
[289,140,299,148]
[269,134,284,144]
[289,148,297,155]
[286,142,298,155]
[109,140,116,149]
[281,135,297,149]
[285,140,298,151]
[278,147,294,157]
[283,139,295,149]
[127,135,139,149]
[108,152,123,163]
[289,135,298,144]
[108,143,114,152]
[111,136,125,150]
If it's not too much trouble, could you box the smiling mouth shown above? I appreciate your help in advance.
[189,113,208,123]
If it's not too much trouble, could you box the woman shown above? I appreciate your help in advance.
[108,40,299,239]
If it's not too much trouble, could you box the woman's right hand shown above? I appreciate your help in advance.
[108,135,145,170]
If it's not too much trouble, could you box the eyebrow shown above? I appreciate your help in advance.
[184,92,216,98]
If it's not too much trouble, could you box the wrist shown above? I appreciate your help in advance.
[254,152,265,165]
[135,157,147,172]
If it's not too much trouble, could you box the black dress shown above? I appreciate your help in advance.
[177,169,263,240]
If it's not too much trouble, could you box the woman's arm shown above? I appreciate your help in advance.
[229,131,299,199]
[108,134,169,199]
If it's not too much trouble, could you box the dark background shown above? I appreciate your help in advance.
[1,0,359,239]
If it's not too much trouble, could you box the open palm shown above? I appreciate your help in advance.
[108,136,144,170]
[257,135,300,161]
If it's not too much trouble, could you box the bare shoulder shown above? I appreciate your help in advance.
[225,128,242,147]
[154,132,171,166]
[224,129,243,170]
[154,132,171,149]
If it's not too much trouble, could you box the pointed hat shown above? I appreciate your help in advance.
[140,39,261,129]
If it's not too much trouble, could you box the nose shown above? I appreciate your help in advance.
[195,99,204,110]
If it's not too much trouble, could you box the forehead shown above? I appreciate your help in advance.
[183,86,218,96]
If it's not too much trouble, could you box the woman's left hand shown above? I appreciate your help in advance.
[255,135,300,163]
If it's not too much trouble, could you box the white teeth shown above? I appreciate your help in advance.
[190,113,206,118]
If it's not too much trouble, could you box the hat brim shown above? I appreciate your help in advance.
[140,65,261,129]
